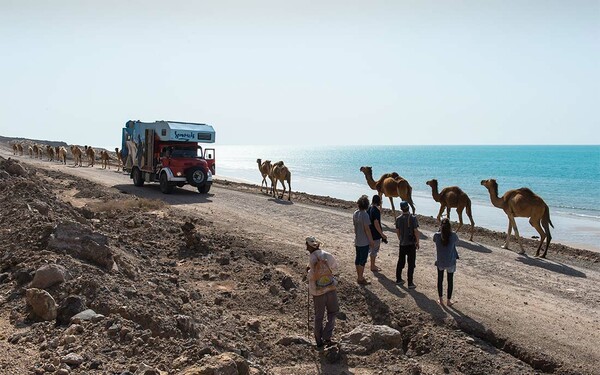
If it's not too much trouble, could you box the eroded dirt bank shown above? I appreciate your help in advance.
[0,149,599,375]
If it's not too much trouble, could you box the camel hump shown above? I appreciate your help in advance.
[274,161,284,166]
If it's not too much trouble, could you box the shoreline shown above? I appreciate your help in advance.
[213,175,600,263]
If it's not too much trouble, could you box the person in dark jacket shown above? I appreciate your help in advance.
[433,218,459,306]
[367,195,387,272]
[395,201,420,289]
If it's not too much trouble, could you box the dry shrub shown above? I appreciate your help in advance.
[87,198,166,213]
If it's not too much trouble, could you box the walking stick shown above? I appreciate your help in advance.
[307,281,310,341]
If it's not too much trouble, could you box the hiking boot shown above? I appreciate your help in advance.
[408,283,417,289]
[395,278,405,285]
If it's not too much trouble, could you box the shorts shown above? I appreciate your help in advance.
[355,245,369,266]
[369,239,381,257]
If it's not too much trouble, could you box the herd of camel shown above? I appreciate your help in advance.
[257,161,554,258]
[11,142,124,171]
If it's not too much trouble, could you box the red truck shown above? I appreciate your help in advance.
[121,120,215,194]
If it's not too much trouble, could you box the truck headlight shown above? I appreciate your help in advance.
[176,171,182,176]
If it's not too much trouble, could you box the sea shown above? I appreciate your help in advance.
[213,145,600,252]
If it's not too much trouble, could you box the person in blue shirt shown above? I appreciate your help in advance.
[433,218,459,306]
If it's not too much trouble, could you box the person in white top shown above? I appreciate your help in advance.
[306,236,339,348]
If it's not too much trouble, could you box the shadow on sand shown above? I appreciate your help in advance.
[267,198,294,205]
[404,287,446,324]
[112,184,214,205]
[457,239,492,254]
[516,254,586,278]
[373,272,406,299]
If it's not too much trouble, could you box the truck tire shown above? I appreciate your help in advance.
[198,182,211,194]
[186,167,207,186]
[132,168,144,187]
[160,172,174,194]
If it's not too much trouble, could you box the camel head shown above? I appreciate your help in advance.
[426,179,438,188]
[257,158,261,165]
[481,179,499,194]
[359,166,372,175]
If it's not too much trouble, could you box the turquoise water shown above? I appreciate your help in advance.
[214,145,600,250]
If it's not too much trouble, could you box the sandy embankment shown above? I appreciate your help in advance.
[1,144,600,374]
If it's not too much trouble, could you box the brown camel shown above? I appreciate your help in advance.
[426,179,475,241]
[58,147,67,165]
[46,145,55,161]
[16,143,24,156]
[12,143,18,155]
[115,148,123,172]
[70,145,83,167]
[270,161,292,201]
[359,166,415,218]
[256,158,272,193]
[100,150,110,169]
[28,145,33,158]
[84,146,95,167]
[54,146,60,161]
[481,179,553,258]
[36,144,44,159]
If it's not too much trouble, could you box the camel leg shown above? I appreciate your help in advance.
[272,179,278,199]
[456,207,464,234]
[280,180,286,199]
[436,205,445,222]
[530,218,546,257]
[389,197,397,220]
[510,216,525,254]
[260,177,265,192]
[287,176,291,201]
[502,219,513,249]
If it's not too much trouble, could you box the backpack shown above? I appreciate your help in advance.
[313,256,337,292]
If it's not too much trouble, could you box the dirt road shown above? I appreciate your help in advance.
[4,149,600,374]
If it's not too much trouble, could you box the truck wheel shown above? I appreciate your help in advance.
[187,167,206,186]
[160,173,174,194]
[133,168,144,187]
[198,183,211,194]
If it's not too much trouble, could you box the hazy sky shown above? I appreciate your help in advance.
[1,0,598,147]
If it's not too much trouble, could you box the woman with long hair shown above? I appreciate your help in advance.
[433,218,459,306]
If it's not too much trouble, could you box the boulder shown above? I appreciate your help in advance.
[276,336,311,346]
[175,314,198,338]
[13,268,34,285]
[56,295,87,325]
[61,352,84,367]
[26,288,57,321]
[340,324,402,354]
[3,159,28,176]
[70,308,103,324]
[281,276,296,291]
[180,352,249,375]
[30,264,68,289]
[47,221,115,270]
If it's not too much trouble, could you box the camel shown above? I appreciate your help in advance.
[115,148,123,172]
[84,146,95,167]
[426,179,475,241]
[100,150,110,169]
[70,145,83,167]
[36,144,44,159]
[359,166,415,218]
[256,159,272,193]
[54,146,60,161]
[481,179,553,258]
[270,161,292,201]
[58,147,67,165]
[12,143,18,155]
[46,145,55,161]
[28,145,33,158]
[16,143,24,156]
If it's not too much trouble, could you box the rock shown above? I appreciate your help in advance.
[217,256,230,265]
[0,272,9,283]
[30,264,68,289]
[247,319,260,332]
[181,352,249,375]
[56,369,69,375]
[276,336,311,346]
[176,314,198,338]
[26,288,57,321]
[61,353,83,367]
[281,276,296,291]
[56,295,87,325]
[47,221,115,270]
[135,363,161,375]
[340,324,402,354]
[0,170,9,179]
[70,308,100,323]
[64,324,84,335]
[268,285,279,296]
[62,335,76,345]
[13,268,34,285]
[4,159,28,176]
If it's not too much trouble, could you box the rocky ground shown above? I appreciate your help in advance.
[0,142,599,375]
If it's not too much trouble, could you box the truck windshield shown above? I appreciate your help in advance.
[171,148,198,158]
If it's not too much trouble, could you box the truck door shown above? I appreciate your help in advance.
[204,148,215,175]
[143,129,155,172]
